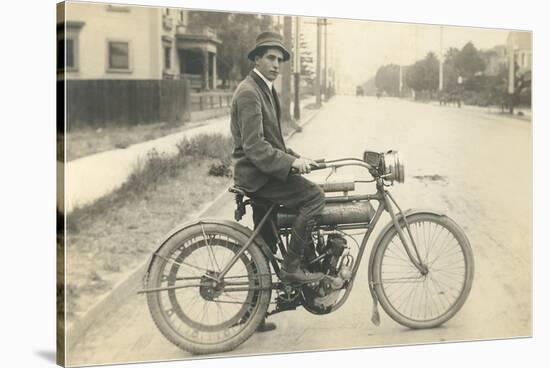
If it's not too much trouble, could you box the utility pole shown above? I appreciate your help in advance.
[399,65,403,95]
[315,17,322,107]
[323,18,328,99]
[293,17,301,121]
[508,44,518,114]
[439,26,444,91]
[282,16,292,122]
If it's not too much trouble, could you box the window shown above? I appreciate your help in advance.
[106,4,131,12]
[57,34,78,72]
[164,46,171,70]
[107,41,131,72]
[180,10,185,23]
[66,39,75,68]
[165,8,170,15]
[57,22,83,74]
[57,38,64,71]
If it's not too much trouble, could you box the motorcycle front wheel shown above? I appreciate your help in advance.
[146,223,272,354]
[372,213,474,329]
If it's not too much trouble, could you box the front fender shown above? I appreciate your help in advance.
[144,218,272,279]
[366,209,445,299]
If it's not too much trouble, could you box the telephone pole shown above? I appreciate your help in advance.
[282,16,292,122]
[315,17,322,107]
[293,17,301,121]
[399,65,403,94]
[439,26,444,91]
[323,18,328,98]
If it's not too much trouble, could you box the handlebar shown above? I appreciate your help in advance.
[290,158,373,175]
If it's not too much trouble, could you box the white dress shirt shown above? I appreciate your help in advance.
[253,68,273,91]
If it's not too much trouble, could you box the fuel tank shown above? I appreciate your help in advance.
[276,200,375,228]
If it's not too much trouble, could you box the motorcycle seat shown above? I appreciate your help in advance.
[229,186,275,221]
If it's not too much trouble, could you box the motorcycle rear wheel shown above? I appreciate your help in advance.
[372,213,474,329]
[146,223,272,354]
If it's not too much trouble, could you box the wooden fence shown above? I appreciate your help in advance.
[64,79,191,131]
[62,79,315,131]
[190,92,233,112]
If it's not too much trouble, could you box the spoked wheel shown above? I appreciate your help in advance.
[372,213,474,329]
[146,223,272,354]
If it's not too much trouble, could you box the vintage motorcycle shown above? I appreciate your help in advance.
[139,150,474,354]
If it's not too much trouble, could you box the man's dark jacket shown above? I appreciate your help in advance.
[230,71,300,193]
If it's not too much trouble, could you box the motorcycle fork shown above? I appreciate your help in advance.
[382,190,428,274]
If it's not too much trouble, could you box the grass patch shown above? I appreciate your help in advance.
[66,121,192,161]
[65,133,234,322]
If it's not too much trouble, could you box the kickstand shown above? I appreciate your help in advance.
[371,293,381,326]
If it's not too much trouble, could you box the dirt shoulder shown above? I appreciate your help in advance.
[66,158,231,323]
[64,133,233,325]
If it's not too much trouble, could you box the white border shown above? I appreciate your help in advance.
[2,0,547,367]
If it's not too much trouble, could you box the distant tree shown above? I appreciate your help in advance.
[404,52,439,98]
[509,62,532,114]
[423,52,440,91]
[404,61,424,94]
[188,11,277,87]
[454,42,486,79]
[483,64,508,109]
[375,64,400,96]
[362,76,378,95]
[442,47,460,91]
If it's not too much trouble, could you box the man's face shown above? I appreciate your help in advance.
[255,48,284,82]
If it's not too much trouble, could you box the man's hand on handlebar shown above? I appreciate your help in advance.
[291,158,319,174]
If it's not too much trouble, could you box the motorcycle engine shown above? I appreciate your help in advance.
[302,233,354,314]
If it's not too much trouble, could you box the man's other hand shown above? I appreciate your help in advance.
[291,158,318,174]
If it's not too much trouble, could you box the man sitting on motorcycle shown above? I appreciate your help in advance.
[230,31,326,286]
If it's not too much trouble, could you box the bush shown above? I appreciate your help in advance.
[208,161,232,177]
[176,134,233,162]
[125,148,188,196]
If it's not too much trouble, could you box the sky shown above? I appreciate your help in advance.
[298,17,513,92]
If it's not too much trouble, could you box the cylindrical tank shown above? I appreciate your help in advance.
[276,200,375,228]
[318,181,355,193]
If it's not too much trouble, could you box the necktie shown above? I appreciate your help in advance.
[271,87,281,121]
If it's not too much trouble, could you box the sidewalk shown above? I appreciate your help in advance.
[64,95,317,213]
[426,100,532,120]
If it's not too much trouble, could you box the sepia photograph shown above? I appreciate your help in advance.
[53,0,537,367]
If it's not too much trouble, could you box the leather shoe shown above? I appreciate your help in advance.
[280,267,324,284]
[256,319,276,333]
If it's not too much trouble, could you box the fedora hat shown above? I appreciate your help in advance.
[247,31,291,62]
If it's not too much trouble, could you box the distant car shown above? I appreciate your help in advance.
[356,86,364,96]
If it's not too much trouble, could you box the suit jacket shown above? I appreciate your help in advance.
[230,71,300,193]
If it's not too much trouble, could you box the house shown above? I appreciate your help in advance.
[482,45,508,77]
[507,31,532,73]
[506,31,531,94]
[58,1,221,91]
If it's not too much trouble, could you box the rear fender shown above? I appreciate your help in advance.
[144,218,274,280]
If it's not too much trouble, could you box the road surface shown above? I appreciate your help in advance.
[67,95,531,366]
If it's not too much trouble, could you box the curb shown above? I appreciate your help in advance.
[65,101,325,350]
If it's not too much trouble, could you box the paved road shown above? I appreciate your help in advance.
[67,96,531,366]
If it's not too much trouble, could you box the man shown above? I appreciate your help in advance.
[230,31,326,286]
